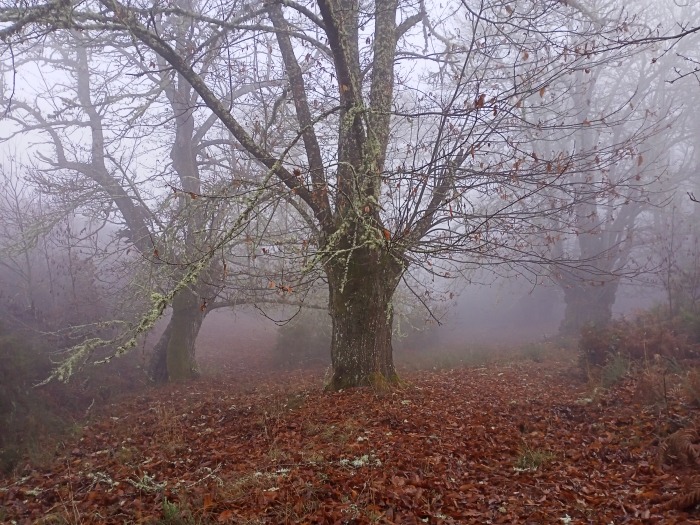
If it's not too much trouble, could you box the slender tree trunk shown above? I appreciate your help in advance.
[325,242,404,390]
[148,287,205,383]
[559,280,619,336]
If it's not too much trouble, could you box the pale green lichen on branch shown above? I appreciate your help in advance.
[35,337,109,386]
[338,102,366,137]
[109,267,205,358]
[39,152,287,384]
[0,0,77,41]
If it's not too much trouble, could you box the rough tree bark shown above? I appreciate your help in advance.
[325,234,405,389]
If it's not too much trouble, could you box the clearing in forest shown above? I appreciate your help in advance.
[1,355,698,524]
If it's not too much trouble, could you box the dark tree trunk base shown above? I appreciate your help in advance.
[326,369,401,392]
[148,324,171,384]
[559,281,618,336]
[325,241,405,391]
[147,288,204,383]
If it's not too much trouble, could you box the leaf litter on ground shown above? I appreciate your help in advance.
[1,357,698,524]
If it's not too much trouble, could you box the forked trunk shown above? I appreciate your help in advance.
[148,287,205,383]
[559,280,619,336]
[325,244,404,390]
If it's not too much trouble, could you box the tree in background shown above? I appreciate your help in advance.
[0,162,110,333]
[551,48,681,335]
[545,0,700,335]
[0,25,309,382]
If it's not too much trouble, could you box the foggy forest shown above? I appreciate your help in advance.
[1,0,700,522]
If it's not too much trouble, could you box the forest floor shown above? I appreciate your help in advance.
[1,350,700,524]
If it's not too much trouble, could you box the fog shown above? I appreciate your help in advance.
[1,0,700,482]
[182,276,661,379]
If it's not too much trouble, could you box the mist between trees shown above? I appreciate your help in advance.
[0,0,698,393]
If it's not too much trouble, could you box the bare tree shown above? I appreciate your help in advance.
[0,161,111,334]
[0,23,308,382]
[0,0,673,388]
[551,41,682,334]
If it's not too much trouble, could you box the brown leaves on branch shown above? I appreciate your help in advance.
[268,280,294,294]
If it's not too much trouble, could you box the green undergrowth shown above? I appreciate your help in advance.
[0,326,76,474]
[576,307,700,420]
[514,444,556,471]
[579,307,700,370]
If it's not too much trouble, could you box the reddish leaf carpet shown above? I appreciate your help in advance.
[1,359,697,524]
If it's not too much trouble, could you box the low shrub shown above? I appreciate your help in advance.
[679,308,700,344]
[0,320,146,475]
[579,309,699,370]
[0,325,74,474]
[683,368,700,407]
[520,343,546,363]
[600,353,630,388]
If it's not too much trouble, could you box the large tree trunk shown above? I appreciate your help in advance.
[325,242,404,390]
[148,287,205,383]
[559,279,619,336]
